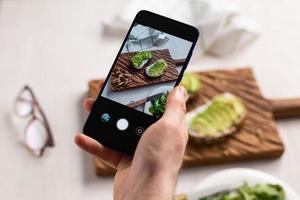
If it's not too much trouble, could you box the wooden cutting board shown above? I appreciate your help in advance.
[111,49,180,91]
[87,67,300,175]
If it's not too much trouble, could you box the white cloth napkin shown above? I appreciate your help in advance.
[103,0,260,57]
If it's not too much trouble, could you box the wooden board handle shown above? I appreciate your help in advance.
[126,98,147,108]
[174,58,185,66]
[270,98,300,118]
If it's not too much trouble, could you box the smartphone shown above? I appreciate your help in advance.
[84,10,199,155]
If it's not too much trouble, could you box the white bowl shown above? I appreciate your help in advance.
[187,168,300,200]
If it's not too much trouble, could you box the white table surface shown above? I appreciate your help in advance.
[1,0,300,199]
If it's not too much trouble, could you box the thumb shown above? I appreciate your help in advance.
[162,85,187,123]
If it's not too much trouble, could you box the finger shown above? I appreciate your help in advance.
[162,85,187,124]
[97,80,104,91]
[83,81,104,112]
[74,133,129,169]
[83,98,95,112]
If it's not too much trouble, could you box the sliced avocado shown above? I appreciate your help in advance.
[205,108,232,134]
[190,120,207,135]
[211,101,238,122]
[191,113,218,136]
[145,59,167,78]
[203,111,219,130]
[214,94,245,123]
[197,120,218,136]
[189,74,201,92]
[232,99,246,119]
[190,115,215,136]
[207,106,232,132]
[180,73,202,94]
[180,75,189,89]
[187,93,246,142]
[131,51,152,69]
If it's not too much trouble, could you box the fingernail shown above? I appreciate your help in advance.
[176,85,187,99]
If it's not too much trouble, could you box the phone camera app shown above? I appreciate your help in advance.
[116,118,129,131]
[101,23,192,119]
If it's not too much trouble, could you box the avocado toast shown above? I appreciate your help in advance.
[131,51,152,69]
[186,93,247,143]
[145,58,168,78]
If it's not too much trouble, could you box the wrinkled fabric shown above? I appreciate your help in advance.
[102,0,260,57]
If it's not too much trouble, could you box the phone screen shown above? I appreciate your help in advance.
[100,23,193,118]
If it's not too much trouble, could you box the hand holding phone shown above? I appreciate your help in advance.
[76,84,188,199]
[84,10,199,155]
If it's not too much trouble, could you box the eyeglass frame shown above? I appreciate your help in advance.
[14,85,54,156]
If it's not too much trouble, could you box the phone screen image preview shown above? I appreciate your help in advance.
[101,23,193,119]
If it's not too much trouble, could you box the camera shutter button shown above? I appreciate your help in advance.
[116,118,129,131]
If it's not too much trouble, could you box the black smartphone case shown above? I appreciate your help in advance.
[83,10,199,155]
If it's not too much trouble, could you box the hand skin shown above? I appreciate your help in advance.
[75,82,188,200]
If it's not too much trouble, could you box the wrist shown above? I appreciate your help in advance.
[123,166,178,200]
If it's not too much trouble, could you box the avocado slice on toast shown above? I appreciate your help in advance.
[131,51,152,69]
[186,93,246,143]
[145,59,168,78]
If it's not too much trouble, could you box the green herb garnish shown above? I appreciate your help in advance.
[149,92,169,118]
[199,183,285,200]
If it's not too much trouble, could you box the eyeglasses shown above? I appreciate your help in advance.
[14,85,54,157]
